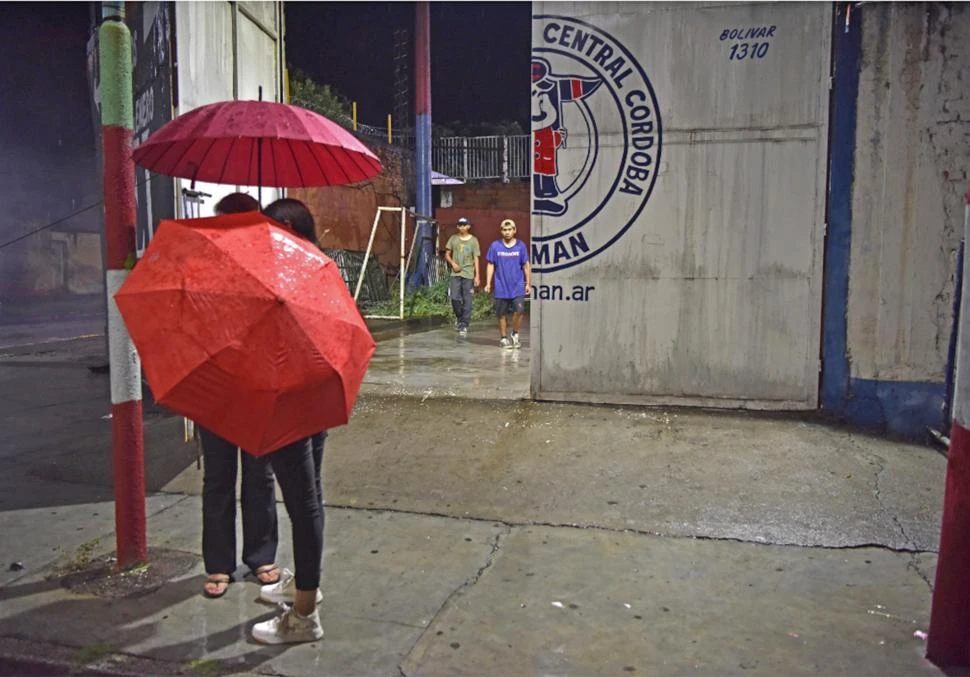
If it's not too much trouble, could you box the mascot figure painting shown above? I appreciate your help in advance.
[531,56,601,216]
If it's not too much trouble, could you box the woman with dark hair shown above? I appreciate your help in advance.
[214,192,260,215]
[200,192,281,599]
[249,198,328,644]
[263,197,318,243]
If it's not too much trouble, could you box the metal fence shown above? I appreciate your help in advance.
[432,135,529,182]
[324,248,390,304]
[332,126,531,182]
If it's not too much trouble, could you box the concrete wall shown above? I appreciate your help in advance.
[530,2,830,409]
[522,2,969,437]
[52,232,103,295]
[0,231,102,300]
[849,3,967,383]
[828,2,970,436]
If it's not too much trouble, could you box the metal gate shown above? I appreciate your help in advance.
[530,2,831,409]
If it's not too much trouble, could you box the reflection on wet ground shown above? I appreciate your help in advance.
[361,318,530,400]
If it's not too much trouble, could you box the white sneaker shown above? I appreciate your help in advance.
[252,603,323,644]
[499,337,512,349]
[260,568,323,605]
[511,332,521,348]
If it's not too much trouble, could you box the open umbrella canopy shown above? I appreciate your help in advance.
[131,100,383,187]
[114,211,376,455]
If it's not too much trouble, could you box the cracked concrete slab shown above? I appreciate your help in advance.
[320,397,945,551]
[401,525,940,677]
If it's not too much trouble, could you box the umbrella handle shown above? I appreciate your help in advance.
[257,137,263,206]
[258,86,263,206]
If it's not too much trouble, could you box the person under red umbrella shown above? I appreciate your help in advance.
[250,198,331,644]
[114,195,375,642]
[199,192,282,599]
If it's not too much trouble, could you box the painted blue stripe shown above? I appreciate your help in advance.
[819,7,947,441]
[411,112,434,287]
[821,4,861,413]
[846,378,945,438]
[944,239,964,426]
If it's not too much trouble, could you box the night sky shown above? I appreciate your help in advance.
[0,1,530,242]
[285,2,531,129]
[0,2,530,153]
[0,2,101,239]
[0,2,97,155]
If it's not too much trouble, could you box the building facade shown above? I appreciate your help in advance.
[529,2,970,437]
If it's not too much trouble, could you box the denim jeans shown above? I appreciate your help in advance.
[269,433,326,591]
[200,428,278,576]
[449,276,474,328]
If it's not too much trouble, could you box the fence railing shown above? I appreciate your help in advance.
[432,135,529,182]
[329,125,531,182]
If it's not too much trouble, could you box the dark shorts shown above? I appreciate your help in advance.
[495,296,525,316]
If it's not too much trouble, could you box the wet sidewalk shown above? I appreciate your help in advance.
[362,318,530,400]
[0,323,952,676]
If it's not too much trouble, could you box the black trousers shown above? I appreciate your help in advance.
[200,428,279,576]
[269,431,327,591]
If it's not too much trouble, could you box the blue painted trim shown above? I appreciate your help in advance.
[846,378,945,438]
[944,239,964,427]
[821,3,861,413]
[411,112,434,288]
[818,7,947,440]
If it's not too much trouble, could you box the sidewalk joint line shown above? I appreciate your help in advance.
[321,502,937,555]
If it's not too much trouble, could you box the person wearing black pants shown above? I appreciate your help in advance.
[201,192,281,599]
[252,198,334,644]
[200,428,279,594]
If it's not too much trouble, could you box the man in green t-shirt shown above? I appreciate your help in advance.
[444,217,481,337]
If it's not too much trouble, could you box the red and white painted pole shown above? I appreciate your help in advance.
[99,1,147,568]
[927,186,970,667]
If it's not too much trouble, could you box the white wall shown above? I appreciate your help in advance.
[174,1,284,215]
[531,2,830,409]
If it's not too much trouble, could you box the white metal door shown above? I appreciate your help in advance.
[530,2,831,409]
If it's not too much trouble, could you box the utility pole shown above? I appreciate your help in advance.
[99,0,147,568]
[392,26,410,144]
[412,1,433,287]
[926,187,970,669]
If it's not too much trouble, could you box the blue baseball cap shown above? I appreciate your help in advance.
[457,217,471,225]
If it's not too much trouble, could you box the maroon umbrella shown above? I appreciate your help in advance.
[131,100,382,188]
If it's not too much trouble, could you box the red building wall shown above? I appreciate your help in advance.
[290,145,408,270]
[293,161,531,282]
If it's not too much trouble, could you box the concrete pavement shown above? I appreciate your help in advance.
[0,317,952,676]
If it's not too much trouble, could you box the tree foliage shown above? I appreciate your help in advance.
[288,69,353,128]
[432,119,526,137]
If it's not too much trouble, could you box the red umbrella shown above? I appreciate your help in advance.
[131,100,382,188]
[114,211,376,455]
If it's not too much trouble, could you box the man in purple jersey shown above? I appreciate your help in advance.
[484,219,531,349]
